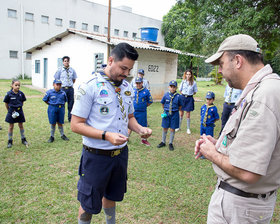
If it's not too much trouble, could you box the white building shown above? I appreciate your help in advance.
[0,0,164,79]
[26,29,190,100]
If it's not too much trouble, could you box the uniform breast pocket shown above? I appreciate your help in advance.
[96,97,113,116]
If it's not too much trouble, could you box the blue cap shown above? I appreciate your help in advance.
[206,91,215,99]
[169,80,177,87]
[53,79,62,84]
[135,77,143,83]
[138,69,145,75]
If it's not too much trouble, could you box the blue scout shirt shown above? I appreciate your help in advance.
[200,104,219,126]
[3,90,26,108]
[42,89,67,105]
[133,87,153,112]
[224,84,242,104]
[54,67,77,87]
[179,80,198,95]
[71,72,134,150]
[161,91,183,113]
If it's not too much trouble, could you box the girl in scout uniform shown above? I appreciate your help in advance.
[157,80,183,151]
[178,69,198,134]
[3,80,28,148]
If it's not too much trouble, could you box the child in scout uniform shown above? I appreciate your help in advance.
[157,80,183,151]
[43,79,69,143]
[133,77,153,146]
[3,79,28,148]
[200,91,219,137]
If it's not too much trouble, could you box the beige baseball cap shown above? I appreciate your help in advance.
[205,34,262,65]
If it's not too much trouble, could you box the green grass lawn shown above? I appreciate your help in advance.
[0,79,279,223]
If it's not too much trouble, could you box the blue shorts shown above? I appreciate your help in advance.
[5,107,25,124]
[181,95,195,112]
[47,105,65,124]
[77,146,128,214]
[161,111,179,129]
[200,124,214,136]
[134,111,147,127]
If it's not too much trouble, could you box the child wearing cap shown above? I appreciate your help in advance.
[157,80,183,151]
[200,91,219,137]
[132,77,153,146]
[43,79,69,143]
[130,69,150,90]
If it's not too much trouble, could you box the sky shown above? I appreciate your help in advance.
[87,0,177,20]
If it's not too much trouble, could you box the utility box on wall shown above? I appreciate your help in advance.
[94,53,104,71]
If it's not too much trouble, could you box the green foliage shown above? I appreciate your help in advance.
[208,67,223,84]
[162,0,280,74]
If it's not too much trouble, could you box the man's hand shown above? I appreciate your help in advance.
[106,132,128,146]
[199,135,218,161]
[194,134,217,159]
[139,127,152,139]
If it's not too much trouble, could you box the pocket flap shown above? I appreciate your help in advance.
[77,180,92,196]
[97,97,113,105]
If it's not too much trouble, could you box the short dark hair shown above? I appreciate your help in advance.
[227,50,264,65]
[62,56,70,61]
[110,43,138,62]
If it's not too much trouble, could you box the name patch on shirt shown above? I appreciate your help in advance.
[100,106,109,115]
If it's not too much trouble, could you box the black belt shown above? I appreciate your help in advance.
[219,181,275,199]
[225,102,235,105]
[62,86,73,89]
[182,94,193,97]
[50,104,64,108]
[83,144,126,157]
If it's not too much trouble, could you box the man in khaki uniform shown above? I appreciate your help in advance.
[195,34,280,223]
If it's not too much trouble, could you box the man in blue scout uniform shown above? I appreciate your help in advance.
[133,77,153,146]
[200,91,219,137]
[54,56,77,122]
[130,69,150,90]
[220,84,242,134]
[157,80,183,151]
[71,43,152,224]
[43,79,69,142]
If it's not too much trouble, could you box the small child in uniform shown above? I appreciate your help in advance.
[157,80,183,151]
[200,91,219,137]
[43,79,69,142]
[132,77,153,146]
[3,80,28,148]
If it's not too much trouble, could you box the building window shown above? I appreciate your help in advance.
[9,51,18,59]
[8,9,17,18]
[104,27,108,34]
[114,29,119,36]
[82,23,88,31]
[57,58,63,68]
[25,12,34,21]
[123,31,128,37]
[41,15,49,24]
[69,20,76,28]
[26,52,32,60]
[35,60,40,73]
[55,18,63,26]
[132,32,137,38]
[93,25,99,33]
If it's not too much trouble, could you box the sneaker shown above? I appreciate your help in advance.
[21,137,28,146]
[200,155,206,159]
[61,135,69,141]
[141,139,151,146]
[0,126,2,130]
[48,136,54,143]
[187,129,191,134]
[157,142,166,148]
[175,128,180,132]
[7,139,13,148]
[169,143,174,151]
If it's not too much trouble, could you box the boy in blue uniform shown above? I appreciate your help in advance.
[200,91,219,137]
[43,79,69,142]
[157,80,183,151]
[133,77,153,146]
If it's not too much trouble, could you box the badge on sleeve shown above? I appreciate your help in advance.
[124,91,131,96]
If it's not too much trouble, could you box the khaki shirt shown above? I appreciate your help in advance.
[214,65,280,194]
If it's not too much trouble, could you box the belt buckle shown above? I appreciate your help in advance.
[111,149,121,157]
[64,87,68,89]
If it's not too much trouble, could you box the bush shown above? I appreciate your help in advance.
[208,67,223,84]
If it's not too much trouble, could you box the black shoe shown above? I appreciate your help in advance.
[61,135,69,141]
[157,142,166,148]
[0,126,2,130]
[48,136,54,143]
[169,143,174,151]
[7,139,13,148]
[21,138,28,146]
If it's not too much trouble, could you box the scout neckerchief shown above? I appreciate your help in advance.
[169,91,178,115]
[136,87,144,104]
[228,88,233,103]
[101,73,127,122]
[64,67,71,85]
[203,104,214,126]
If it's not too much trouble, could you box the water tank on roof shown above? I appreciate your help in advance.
[140,27,159,42]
